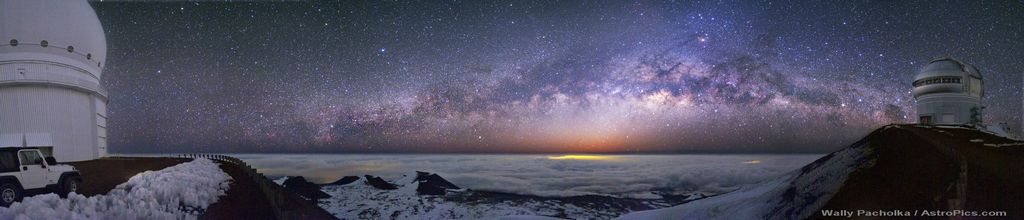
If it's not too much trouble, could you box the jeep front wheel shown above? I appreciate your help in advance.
[0,183,22,207]
[60,178,81,197]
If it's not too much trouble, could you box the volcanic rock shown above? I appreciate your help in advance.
[282,176,331,200]
[325,176,360,186]
[364,175,398,190]
[412,171,461,195]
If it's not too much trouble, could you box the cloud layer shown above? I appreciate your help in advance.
[233,154,821,198]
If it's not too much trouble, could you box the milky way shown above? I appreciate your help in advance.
[93,1,1023,153]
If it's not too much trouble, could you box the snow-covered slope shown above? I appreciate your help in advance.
[617,124,1024,219]
[616,137,874,220]
[480,215,567,220]
[0,158,232,220]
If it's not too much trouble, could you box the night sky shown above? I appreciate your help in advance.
[92,1,1023,154]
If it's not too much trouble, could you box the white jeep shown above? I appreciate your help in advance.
[0,147,82,206]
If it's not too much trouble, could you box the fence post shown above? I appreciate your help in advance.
[193,154,289,219]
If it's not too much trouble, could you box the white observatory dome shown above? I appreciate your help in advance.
[1,0,110,162]
[911,57,983,99]
[912,57,984,125]
[0,0,107,77]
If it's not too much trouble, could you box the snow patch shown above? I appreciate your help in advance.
[481,215,566,220]
[393,172,421,196]
[980,124,1021,140]
[0,158,231,220]
[273,176,290,185]
[934,125,971,130]
[984,143,1024,148]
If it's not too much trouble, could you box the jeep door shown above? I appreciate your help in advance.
[17,150,46,189]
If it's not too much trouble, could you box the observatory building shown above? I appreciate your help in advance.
[0,1,109,161]
[912,57,984,125]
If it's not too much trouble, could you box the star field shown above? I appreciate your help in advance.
[93,1,1023,153]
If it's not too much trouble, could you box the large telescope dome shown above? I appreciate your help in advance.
[911,57,983,99]
[912,57,984,125]
[0,0,110,162]
[0,0,107,78]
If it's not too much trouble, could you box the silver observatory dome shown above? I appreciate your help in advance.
[911,57,983,98]
[912,57,984,125]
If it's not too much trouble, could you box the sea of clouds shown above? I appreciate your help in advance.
[227,154,821,198]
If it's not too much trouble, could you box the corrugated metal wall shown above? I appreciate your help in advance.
[0,57,107,162]
[94,96,107,157]
[0,86,99,161]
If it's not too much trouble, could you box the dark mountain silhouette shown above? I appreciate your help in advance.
[814,124,1023,219]
[282,176,331,200]
[364,175,398,190]
[324,176,360,186]
[412,171,461,195]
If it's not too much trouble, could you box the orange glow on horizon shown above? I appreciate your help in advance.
[547,155,615,160]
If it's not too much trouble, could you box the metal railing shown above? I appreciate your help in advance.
[176,154,300,220]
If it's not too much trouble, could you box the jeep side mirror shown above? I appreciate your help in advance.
[45,157,57,165]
